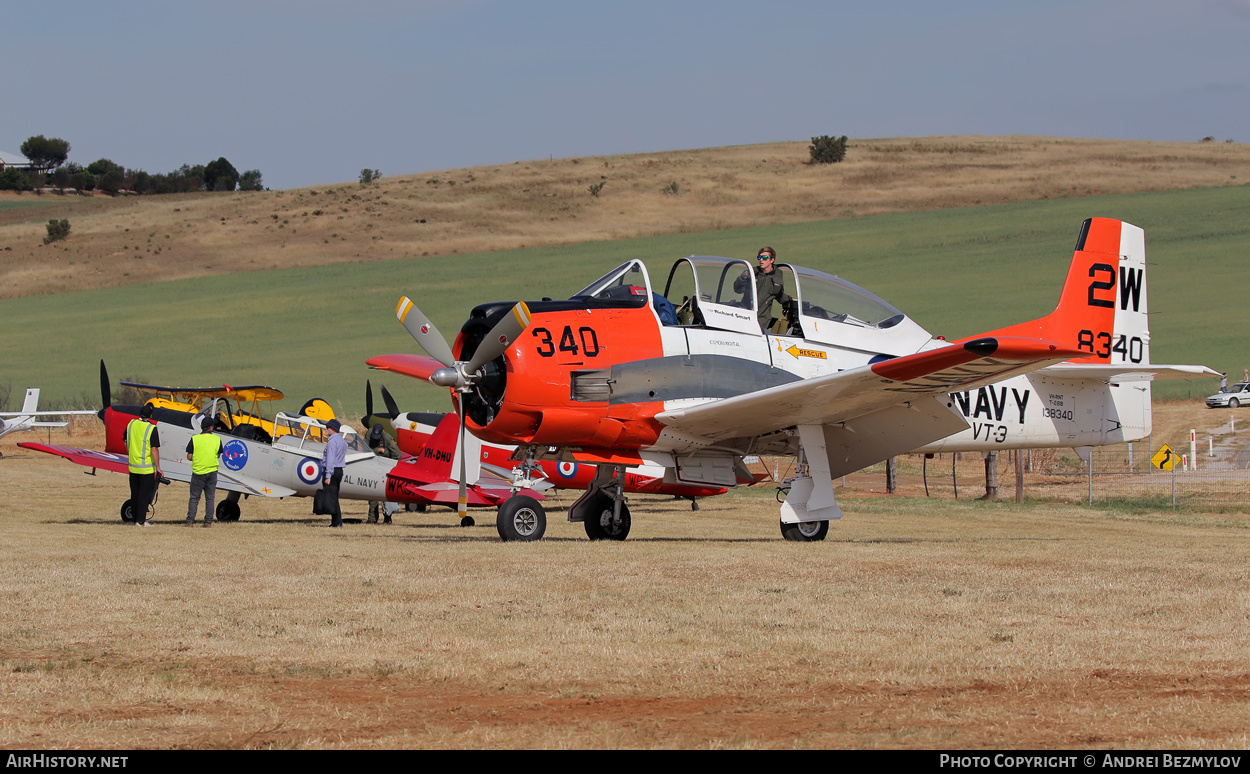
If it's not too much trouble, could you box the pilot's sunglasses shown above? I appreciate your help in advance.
[758,254,773,260]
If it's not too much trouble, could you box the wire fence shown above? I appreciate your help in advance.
[755,425,1250,513]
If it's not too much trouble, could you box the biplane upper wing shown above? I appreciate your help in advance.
[120,382,284,402]
[18,442,296,498]
[655,337,1084,448]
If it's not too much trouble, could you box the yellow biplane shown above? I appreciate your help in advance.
[120,380,335,442]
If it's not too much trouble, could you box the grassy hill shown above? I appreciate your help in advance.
[2,136,1248,300]
[1,183,1245,412]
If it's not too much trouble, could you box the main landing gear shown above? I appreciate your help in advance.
[571,464,632,542]
[496,495,546,542]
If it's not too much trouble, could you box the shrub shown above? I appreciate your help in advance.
[588,181,605,197]
[360,169,382,186]
[0,168,32,191]
[809,135,849,164]
[44,219,71,244]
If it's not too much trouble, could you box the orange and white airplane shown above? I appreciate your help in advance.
[367,218,1214,542]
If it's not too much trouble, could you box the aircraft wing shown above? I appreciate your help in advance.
[18,442,130,474]
[18,442,295,498]
[365,354,447,382]
[656,337,1084,446]
[120,383,284,402]
[215,469,296,498]
[0,410,97,417]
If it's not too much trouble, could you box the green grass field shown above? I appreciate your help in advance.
[2,185,1246,413]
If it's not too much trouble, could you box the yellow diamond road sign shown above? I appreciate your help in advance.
[1152,444,1176,471]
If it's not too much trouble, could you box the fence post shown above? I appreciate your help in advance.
[983,451,998,501]
[1172,456,1177,511]
[886,457,897,494]
[1088,448,1093,506]
[1014,449,1024,503]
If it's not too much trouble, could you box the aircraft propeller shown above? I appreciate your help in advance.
[393,297,533,523]
[99,360,112,421]
[380,385,401,419]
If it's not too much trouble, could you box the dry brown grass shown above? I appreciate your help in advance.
[2,413,1248,749]
[3,136,1249,299]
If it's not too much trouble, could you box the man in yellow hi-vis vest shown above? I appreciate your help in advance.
[185,417,224,527]
[124,404,162,527]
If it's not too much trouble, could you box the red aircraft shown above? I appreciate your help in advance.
[362,381,744,510]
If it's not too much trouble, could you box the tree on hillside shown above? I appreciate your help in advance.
[20,135,71,173]
[238,169,264,191]
[87,158,124,179]
[204,157,239,192]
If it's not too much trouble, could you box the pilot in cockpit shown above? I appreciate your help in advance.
[733,246,792,332]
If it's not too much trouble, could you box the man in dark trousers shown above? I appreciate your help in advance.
[185,417,224,527]
[322,419,348,527]
[366,423,400,524]
[124,405,162,527]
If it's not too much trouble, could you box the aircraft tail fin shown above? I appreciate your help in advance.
[976,218,1151,367]
[408,413,481,484]
[20,388,39,415]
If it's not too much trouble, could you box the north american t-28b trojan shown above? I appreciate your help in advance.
[367,218,1213,542]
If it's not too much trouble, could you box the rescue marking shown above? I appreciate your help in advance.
[785,345,827,360]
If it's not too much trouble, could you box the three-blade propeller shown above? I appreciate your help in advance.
[391,298,533,521]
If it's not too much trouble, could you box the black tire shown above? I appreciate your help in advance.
[460,515,475,527]
[1231,398,1240,409]
[780,519,829,542]
[690,499,700,511]
[584,494,631,541]
[215,501,241,522]
[496,496,546,542]
[120,499,136,523]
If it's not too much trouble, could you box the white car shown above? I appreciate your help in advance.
[1206,383,1250,408]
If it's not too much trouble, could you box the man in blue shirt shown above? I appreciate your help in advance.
[322,419,348,527]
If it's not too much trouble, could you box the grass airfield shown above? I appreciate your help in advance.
[2,425,1248,749]
[3,137,1249,748]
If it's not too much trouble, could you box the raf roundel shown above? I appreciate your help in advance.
[557,461,578,479]
[297,457,322,485]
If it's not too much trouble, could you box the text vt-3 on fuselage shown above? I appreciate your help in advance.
[368,218,1214,543]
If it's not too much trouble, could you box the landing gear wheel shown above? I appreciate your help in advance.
[1231,398,1240,409]
[496,496,546,542]
[120,499,136,523]
[780,519,829,542]
[690,498,700,511]
[460,515,475,527]
[215,501,241,522]
[584,494,631,541]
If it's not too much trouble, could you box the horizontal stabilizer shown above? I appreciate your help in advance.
[1039,363,1220,382]
[366,354,447,382]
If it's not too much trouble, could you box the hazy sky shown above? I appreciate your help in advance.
[3,1,1246,190]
